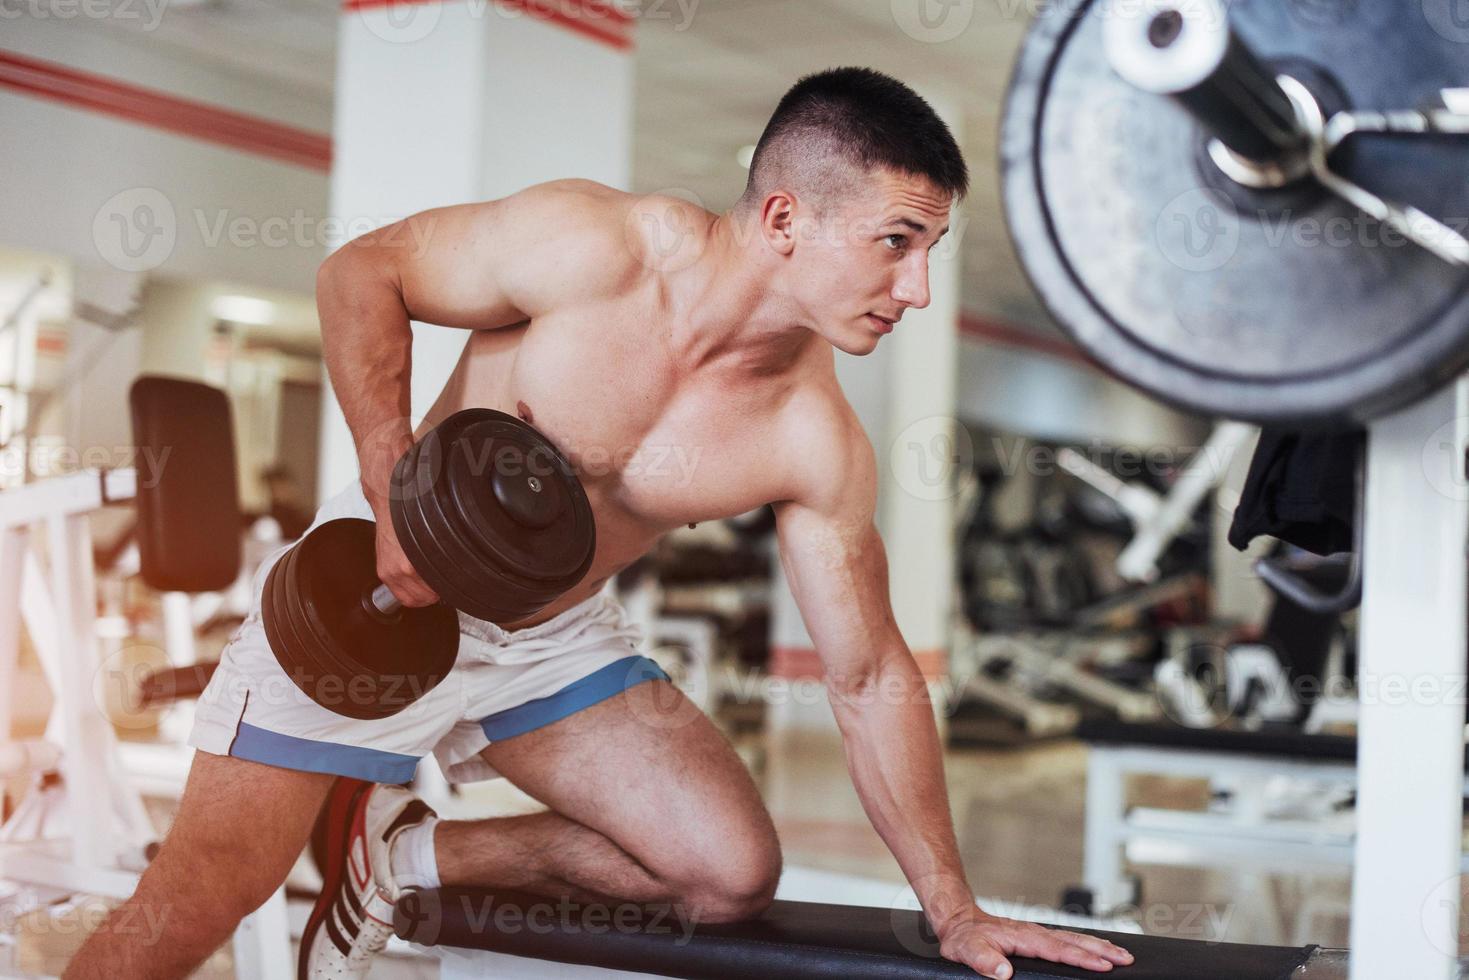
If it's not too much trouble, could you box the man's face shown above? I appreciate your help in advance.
[791,169,953,355]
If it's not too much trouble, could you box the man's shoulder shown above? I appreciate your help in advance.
[492,180,649,303]
[509,180,716,289]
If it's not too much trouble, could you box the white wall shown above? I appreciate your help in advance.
[0,17,331,295]
[958,342,1209,450]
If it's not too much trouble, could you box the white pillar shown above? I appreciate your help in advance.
[1350,382,1468,980]
[318,0,633,499]
[769,95,964,733]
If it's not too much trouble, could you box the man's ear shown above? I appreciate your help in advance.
[760,191,798,255]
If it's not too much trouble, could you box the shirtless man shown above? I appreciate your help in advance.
[66,68,1133,980]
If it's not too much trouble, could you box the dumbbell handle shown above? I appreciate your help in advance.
[1105,0,1307,164]
[363,582,405,622]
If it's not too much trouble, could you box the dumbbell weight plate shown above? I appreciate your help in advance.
[264,519,459,720]
[391,410,596,623]
[445,418,594,582]
[391,421,527,619]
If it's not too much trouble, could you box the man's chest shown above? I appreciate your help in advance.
[470,322,792,534]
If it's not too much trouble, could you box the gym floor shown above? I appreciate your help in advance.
[268,729,1362,975]
[5,681,1361,977]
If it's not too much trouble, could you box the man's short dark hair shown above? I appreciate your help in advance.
[737,67,968,214]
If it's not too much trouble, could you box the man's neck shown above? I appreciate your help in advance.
[666,211,817,379]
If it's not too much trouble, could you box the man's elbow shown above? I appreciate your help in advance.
[823,651,925,709]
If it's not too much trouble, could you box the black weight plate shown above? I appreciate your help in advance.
[265,548,365,715]
[444,420,593,583]
[393,410,594,621]
[391,422,517,615]
[396,438,551,622]
[284,519,459,719]
[279,525,386,683]
[267,547,360,686]
[1002,0,1469,426]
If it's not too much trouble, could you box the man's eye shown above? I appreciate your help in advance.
[885,235,907,249]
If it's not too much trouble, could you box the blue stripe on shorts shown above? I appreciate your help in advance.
[229,722,420,784]
[479,655,669,742]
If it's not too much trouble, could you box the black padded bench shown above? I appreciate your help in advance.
[394,888,1334,979]
[1076,719,1360,762]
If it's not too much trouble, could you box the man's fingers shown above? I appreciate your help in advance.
[1007,926,1117,972]
[1050,929,1134,965]
[378,564,440,607]
[966,951,1013,980]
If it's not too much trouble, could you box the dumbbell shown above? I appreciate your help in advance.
[262,409,597,720]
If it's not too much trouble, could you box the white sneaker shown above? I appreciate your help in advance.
[299,779,437,979]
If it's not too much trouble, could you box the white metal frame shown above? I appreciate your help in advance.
[1351,384,1468,980]
[1081,379,1469,979]
[1082,743,1469,923]
[0,467,291,975]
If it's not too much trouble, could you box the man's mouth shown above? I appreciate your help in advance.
[867,314,896,334]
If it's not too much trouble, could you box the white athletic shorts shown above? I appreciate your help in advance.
[188,481,666,784]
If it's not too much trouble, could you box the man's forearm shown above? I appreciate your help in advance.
[829,653,976,934]
[316,247,417,504]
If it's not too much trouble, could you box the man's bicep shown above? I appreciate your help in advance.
[775,501,900,678]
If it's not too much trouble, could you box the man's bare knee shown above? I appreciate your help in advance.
[670,835,782,924]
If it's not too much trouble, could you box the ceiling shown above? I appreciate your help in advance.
[64,0,1056,332]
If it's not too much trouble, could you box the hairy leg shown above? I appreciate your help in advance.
[64,751,332,980]
[434,681,781,922]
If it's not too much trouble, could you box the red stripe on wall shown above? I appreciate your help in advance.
[959,313,1096,369]
[0,50,332,173]
[342,0,634,51]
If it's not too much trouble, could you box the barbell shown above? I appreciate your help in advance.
[1002,0,1469,426]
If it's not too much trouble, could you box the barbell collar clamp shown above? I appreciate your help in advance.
[1105,0,1309,170]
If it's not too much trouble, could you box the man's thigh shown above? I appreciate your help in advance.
[478,680,779,883]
